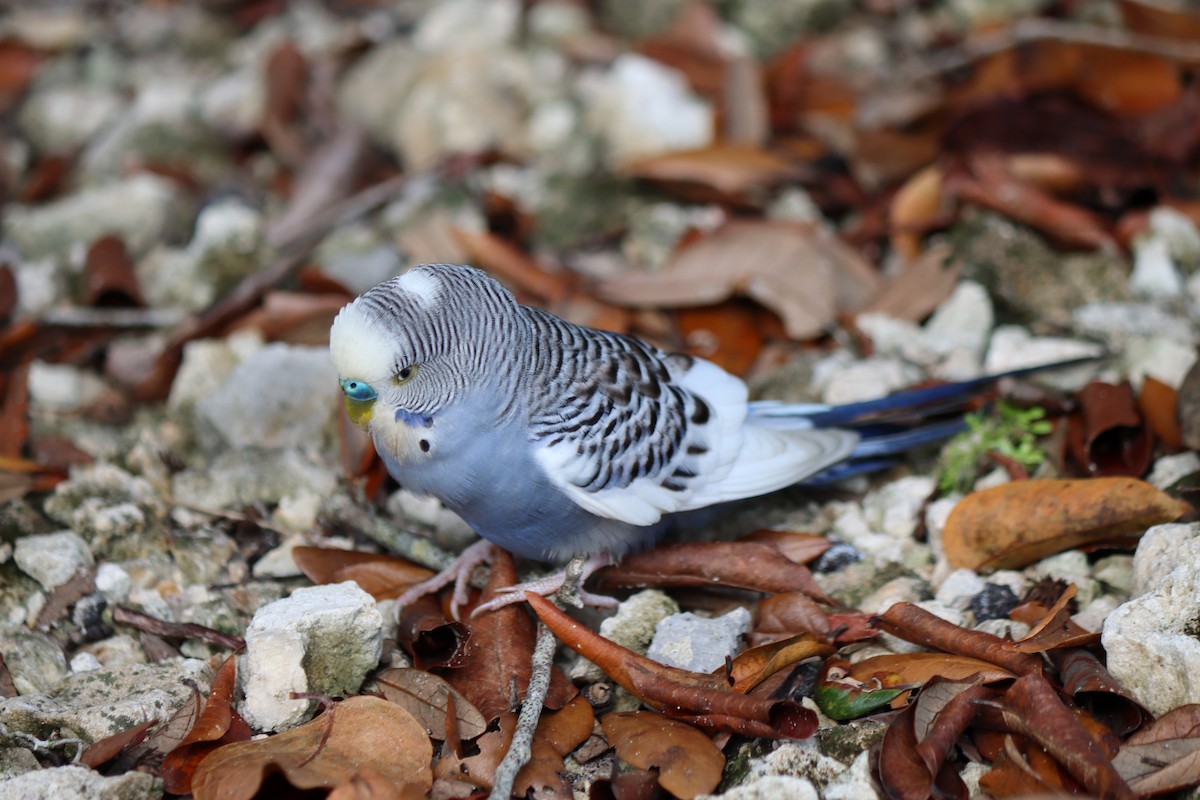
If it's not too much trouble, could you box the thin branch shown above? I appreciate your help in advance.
[490,619,556,800]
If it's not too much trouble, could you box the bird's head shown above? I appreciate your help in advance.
[329,264,524,462]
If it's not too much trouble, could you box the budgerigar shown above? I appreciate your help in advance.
[329,264,1078,613]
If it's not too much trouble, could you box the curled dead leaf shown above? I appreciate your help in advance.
[1066,381,1152,477]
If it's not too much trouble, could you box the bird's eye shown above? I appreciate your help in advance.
[394,364,419,386]
[340,379,376,402]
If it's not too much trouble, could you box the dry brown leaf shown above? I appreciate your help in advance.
[754,592,831,639]
[1066,381,1152,477]
[373,667,487,740]
[596,220,879,339]
[889,164,946,262]
[527,592,817,739]
[236,290,351,346]
[947,152,1116,251]
[192,696,432,800]
[443,550,576,720]
[848,652,1016,687]
[162,655,251,795]
[873,603,1042,677]
[513,696,595,799]
[738,529,830,564]
[433,710,514,791]
[535,695,595,757]
[0,264,15,325]
[80,719,157,769]
[396,595,471,671]
[942,477,1191,571]
[84,236,144,308]
[1139,376,1182,450]
[601,712,724,800]
[450,228,571,303]
[328,768,409,800]
[857,244,961,324]
[594,540,834,602]
[983,674,1136,800]
[292,546,435,601]
[0,39,42,113]
[623,145,806,196]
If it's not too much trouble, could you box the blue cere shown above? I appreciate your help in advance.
[339,378,377,402]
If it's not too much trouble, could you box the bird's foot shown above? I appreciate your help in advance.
[471,553,618,617]
[393,538,497,621]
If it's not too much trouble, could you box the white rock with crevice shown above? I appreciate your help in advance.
[239,582,383,731]
[647,608,751,673]
[1103,556,1200,716]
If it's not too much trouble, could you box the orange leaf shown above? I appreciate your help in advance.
[1139,376,1182,450]
[192,696,432,800]
[848,652,1015,688]
[675,301,765,376]
[889,164,946,262]
[725,633,834,693]
[601,712,724,800]
[162,655,252,794]
[941,478,1191,571]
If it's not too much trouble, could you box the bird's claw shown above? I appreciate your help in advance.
[394,539,497,621]
[470,553,618,618]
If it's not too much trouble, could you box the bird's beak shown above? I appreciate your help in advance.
[344,396,374,430]
[339,378,376,430]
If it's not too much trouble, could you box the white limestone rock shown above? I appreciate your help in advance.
[239,582,383,731]
[13,531,93,590]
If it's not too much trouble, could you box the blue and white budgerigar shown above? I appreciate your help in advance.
[329,264,1077,612]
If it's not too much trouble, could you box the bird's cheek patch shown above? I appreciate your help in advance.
[395,408,433,428]
[345,397,375,429]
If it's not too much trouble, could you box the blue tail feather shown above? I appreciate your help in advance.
[758,356,1102,485]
